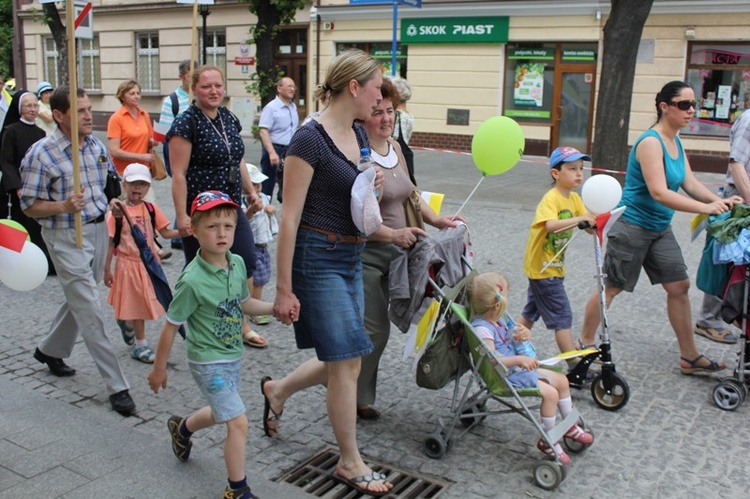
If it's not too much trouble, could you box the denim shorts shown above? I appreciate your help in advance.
[520,277,573,330]
[292,227,374,362]
[189,359,245,423]
[603,219,687,292]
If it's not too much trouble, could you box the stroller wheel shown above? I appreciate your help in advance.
[713,378,746,411]
[534,460,563,490]
[423,434,448,459]
[591,372,630,411]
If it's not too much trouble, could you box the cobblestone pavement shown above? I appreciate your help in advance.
[1,139,747,498]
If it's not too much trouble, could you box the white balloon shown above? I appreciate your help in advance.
[0,242,48,292]
[581,175,622,214]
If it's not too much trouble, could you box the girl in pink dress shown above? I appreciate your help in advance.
[105,163,178,363]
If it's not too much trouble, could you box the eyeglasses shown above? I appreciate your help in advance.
[21,104,40,110]
[194,190,232,208]
[668,100,697,111]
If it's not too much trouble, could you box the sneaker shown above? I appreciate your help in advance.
[109,390,136,416]
[223,485,256,499]
[251,315,271,326]
[131,345,156,363]
[167,416,192,462]
[117,320,135,346]
[564,425,595,445]
[536,438,570,465]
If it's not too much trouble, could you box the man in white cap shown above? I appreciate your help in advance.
[35,81,56,136]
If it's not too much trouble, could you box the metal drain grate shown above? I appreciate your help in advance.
[276,445,450,498]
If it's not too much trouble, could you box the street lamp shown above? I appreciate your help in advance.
[198,4,211,65]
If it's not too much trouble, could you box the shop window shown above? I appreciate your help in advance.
[43,35,101,91]
[685,43,750,137]
[136,33,160,93]
[199,29,227,74]
[503,43,556,121]
[336,43,408,78]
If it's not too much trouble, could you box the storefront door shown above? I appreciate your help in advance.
[551,69,596,153]
[276,28,308,121]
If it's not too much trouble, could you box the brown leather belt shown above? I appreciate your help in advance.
[300,224,365,244]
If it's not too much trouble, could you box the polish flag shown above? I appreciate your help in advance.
[0,223,28,269]
[153,121,170,143]
[595,206,626,245]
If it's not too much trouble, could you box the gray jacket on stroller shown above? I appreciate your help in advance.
[389,224,468,333]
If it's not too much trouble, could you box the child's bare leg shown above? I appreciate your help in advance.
[225,414,249,481]
[546,371,571,400]
[538,381,559,418]
[252,284,264,301]
[185,406,216,433]
[554,328,575,353]
[132,319,146,342]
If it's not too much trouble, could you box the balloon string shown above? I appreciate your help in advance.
[452,174,485,221]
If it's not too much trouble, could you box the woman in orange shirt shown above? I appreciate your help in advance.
[107,79,155,175]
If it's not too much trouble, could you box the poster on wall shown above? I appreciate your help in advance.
[513,63,545,107]
[716,85,732,119]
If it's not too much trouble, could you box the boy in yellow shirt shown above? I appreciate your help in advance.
[518,147,596,355]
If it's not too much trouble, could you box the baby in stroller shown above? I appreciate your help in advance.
[467,272,594,464]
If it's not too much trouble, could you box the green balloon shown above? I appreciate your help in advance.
[0,219,31,241]
[471,116,525,176]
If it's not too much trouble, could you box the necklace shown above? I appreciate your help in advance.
[201,109,232,160]
[370,143,399,176]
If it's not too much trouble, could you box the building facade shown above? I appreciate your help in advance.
[16,0,750,171]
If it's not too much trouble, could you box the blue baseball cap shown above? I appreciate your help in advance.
[549,147,591,169]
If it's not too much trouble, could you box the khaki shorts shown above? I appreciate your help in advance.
[603,219,688,292]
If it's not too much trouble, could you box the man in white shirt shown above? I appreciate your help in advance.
[258,77,298,202]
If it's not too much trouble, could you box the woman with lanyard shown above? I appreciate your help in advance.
[356,78,462,420]
[578,80,742,375]
[0,90,53,273]
[167,65,268,348]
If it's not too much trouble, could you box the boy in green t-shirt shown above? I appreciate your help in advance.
[148,191,274,499]
[518,147,596,356]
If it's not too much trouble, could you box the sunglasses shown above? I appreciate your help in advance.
[194,190,231,208]
[668,100,697,111]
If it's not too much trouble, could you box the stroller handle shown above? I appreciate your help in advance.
[578,221,592,230]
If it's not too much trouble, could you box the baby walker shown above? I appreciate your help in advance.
[565,220,630,411]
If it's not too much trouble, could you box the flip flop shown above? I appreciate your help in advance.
[331,470,391,497]
[243,330,268,349]
[680,354,726,375]
[260,376,282,438]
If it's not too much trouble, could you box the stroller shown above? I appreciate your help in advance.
[414,270,592,490]
[712,263,750,410]
[695,206,750,410]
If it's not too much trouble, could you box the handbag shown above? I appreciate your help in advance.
[416,319,467,390]
[149,147,168,181]
[403,188,425,230]
[104,169,122,201]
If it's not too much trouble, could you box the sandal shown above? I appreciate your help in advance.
[251,315,271,326]
[693,325,738,345]
[261,376,283,437]
[243,330,268,349]
[680,354,726,375]
[131,345,156,363]
[117,320,135,346]
[576,338,602,364]
[332,470,392,497]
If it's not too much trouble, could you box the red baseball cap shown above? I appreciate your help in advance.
[190,190,239,216]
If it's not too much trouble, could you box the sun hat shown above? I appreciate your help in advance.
[549,146,591,169]
[190,190,239,216]
[123,163,152,184]
[36,81,53,97]
[247,164,268,184]
[350,167,382,236]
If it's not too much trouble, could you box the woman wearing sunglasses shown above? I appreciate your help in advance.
[577,80,742,376]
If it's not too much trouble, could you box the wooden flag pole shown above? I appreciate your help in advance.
[189,0,199,102]
[66,0,83,248]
